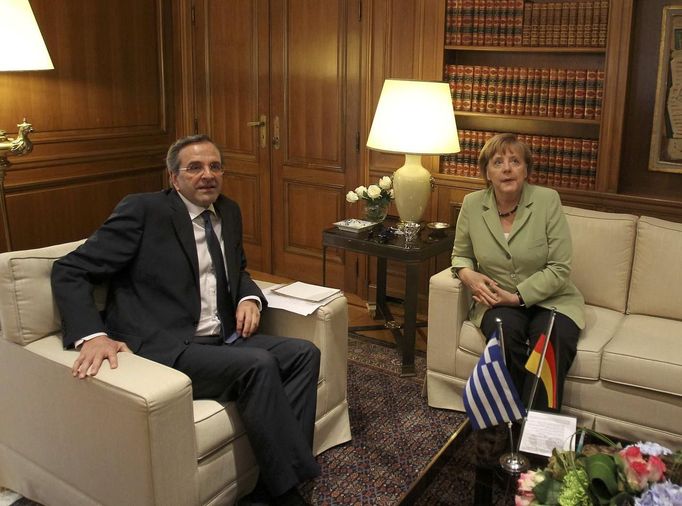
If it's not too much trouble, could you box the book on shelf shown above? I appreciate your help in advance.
[493,66,503,113]
[486,66,499,113]
[509,0,521,47]
[445,129,594,191]
[495,0,504,46]
[456,0,471,45]
[557,69,575,118]
[538,2,549,46]
[445,0,607,49]
[538,68,550,117]
[522,1,533,46]
[547,136,558,187]
[583,1,594,46]
[572,69,586,119]
[570,138,582,189]
[579,139,591,190]
[583,69,597,119]
[444,63,601,122]
[598,0,608,47]
[589,139,598,189]
[547,68,559,117]
[561,137,573,188]
[594,69,604,119]
[529,1,541,46]
[461,66,474,111]
[575,1,587,47]
[471,65,483,112]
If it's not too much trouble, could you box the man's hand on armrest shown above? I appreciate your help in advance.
[72,335,131,379]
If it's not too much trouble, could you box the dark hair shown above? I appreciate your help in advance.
[477,133,533,180]
[166,134,221,174]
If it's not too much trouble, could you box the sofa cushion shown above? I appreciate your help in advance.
[601,315,682,398]
[567,305,624,380]
[0,241,86,346]
[628,216,682,320]
[460,305,624,382]
[458,320,485,355]
[563,206,637,313]
[193,399,248,461]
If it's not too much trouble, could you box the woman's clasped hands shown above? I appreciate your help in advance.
[457,267,518,307]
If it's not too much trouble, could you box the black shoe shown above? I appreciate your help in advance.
[237,483,272,506]
[273,487,309,506]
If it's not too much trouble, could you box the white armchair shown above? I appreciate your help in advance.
[0,240,351,506]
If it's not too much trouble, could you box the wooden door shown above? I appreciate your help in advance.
[269,0,361,286]
[193,0,272,271]
[191,0,361,288]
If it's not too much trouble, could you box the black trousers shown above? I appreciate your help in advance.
[174,333,321,497]
[480,306,579,412]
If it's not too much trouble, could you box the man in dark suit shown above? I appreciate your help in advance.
[51,134,320,505]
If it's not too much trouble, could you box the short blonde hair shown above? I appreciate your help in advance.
[477,133,533,180]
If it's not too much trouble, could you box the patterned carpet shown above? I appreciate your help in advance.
[300,336,466,505]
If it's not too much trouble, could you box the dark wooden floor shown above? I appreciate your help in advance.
[251,270,428,352]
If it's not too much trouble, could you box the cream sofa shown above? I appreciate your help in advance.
[0,240,351,506]
[426,206,682,450]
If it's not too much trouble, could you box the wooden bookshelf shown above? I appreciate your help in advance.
[441,0,612,192]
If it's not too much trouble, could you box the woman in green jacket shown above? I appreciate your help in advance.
[452,133,584,412]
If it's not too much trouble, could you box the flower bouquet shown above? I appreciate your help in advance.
[516,432,682,506]
[346,176,394,222]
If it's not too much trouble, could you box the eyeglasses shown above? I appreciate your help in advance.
[178,162,225,176]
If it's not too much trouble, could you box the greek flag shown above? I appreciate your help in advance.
[463,332,526,430]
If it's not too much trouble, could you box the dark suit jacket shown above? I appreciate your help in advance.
[51,189,266,367]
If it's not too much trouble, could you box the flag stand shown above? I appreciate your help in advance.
[496,317,530,474]
[499,307,557,475]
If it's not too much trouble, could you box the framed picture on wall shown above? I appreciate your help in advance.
[650,6,682,173]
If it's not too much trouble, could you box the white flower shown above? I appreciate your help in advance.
[346,191,359,203]
[367,185,382,199]
[379,176,392,190]
[633,442,672,457]
[389,189,395,199]
[354,185,367,198]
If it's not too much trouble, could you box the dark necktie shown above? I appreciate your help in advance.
[201,210,236,340]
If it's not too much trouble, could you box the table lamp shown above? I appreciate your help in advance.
[366,79,459,225]
[0,0,54,250]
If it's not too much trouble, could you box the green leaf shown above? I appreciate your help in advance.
[584,454,619,504]
[534,476,562,504]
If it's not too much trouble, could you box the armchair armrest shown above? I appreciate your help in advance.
[426,268,473,411]
[255,280,351,454]
[0,335,199,506]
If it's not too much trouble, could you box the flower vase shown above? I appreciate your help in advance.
[364,200,388,223]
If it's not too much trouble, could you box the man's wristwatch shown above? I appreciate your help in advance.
[515,290,526,308]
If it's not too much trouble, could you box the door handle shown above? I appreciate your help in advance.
[247,115,267,149]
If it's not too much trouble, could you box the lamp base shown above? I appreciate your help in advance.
[392,153,432,223]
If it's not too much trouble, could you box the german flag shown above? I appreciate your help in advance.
[524,333,557,409]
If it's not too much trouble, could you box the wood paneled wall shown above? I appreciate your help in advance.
[0,0,175,252]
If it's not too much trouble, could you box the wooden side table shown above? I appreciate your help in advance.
[322,221,455,376]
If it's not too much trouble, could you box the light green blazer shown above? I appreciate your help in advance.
[451,183,585,329]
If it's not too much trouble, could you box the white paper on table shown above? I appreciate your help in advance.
[272,281,340,302]
[519,410,578,457]
[262,284,343,316]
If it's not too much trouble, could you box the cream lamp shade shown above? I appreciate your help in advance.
[367,79,459,223]
[0,0,54,71]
